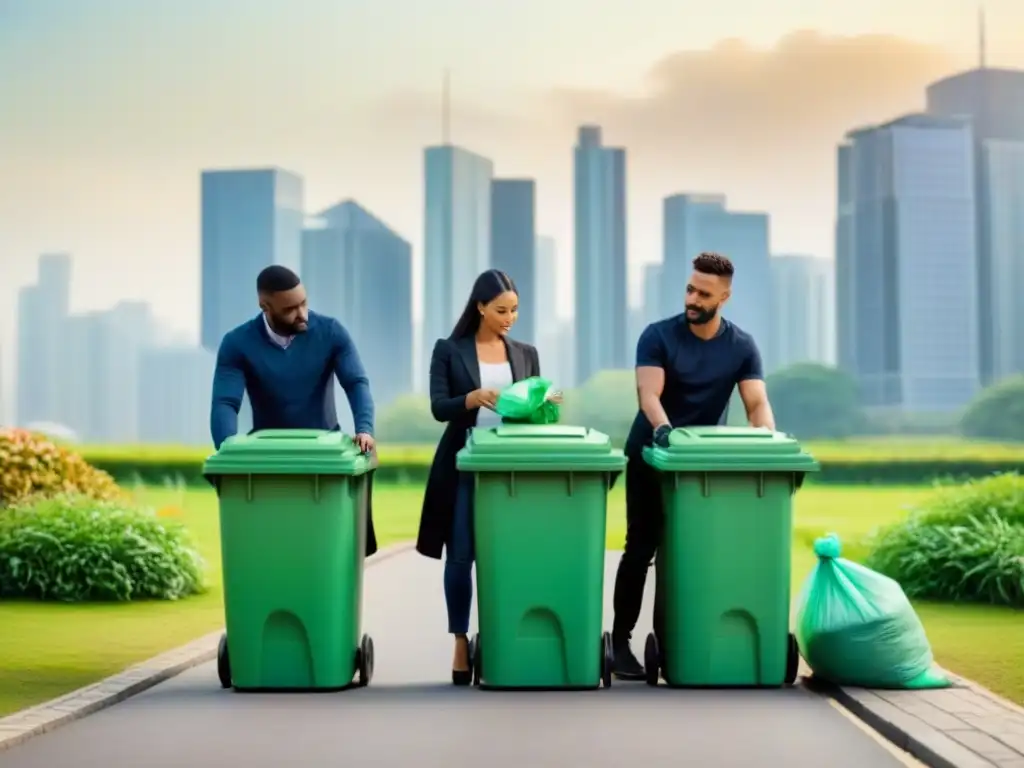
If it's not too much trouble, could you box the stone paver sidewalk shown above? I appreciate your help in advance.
[825,677,1024,768]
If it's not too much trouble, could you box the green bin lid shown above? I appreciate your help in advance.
[642,426,820,473]
[456,423,626,473]
[202,429,376,477]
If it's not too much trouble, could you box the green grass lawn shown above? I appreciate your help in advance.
[0,483,1020,716]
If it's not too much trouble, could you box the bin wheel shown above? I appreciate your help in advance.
[356,634,374,687]
[644,632,661,687]
[216,633,231,690]
[601,631,614,688]
[471,633,482,687]
[784,633,800,686]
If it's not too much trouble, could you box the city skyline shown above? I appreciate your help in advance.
[3,6,1021,424]
[4,7,1015,340]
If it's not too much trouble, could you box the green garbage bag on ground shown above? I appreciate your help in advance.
[794,533,950,689]
[494,376,560,425]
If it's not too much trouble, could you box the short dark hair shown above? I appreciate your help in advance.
[692,252,734,279]
[256,265,301,294]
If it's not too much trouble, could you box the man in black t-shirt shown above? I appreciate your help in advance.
[611,252,777,680]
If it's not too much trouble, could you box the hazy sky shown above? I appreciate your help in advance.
[2,0,1023,413]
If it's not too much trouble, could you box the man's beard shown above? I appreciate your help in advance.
[685,304,718,325]
[269,316,306,335]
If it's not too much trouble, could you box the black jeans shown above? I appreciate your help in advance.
[612,455,665,647]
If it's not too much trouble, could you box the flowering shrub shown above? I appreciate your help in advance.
[0,428,122,508]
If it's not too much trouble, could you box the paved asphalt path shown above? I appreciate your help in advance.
[0,551,911,768]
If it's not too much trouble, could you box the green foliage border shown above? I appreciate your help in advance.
[76,443,1024,487]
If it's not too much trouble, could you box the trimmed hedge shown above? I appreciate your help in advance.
[77,440,1024,487]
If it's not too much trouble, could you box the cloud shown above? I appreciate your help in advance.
[357,31,962,261]
[540,31,960,247]
[554,30,956,142]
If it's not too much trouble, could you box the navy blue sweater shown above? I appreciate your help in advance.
[210,312,374,450]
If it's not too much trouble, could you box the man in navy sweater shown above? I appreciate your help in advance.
[210,265,379,553]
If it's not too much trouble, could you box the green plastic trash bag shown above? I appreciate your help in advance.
[494,376,560,425]
[794,533,950,689]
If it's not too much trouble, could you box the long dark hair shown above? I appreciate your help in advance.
[449,269,518,339]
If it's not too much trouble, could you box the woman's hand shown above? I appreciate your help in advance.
[546,390,564,405]
[466,388,500,410]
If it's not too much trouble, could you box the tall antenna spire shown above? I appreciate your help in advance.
[442,69,451,145]
[978,4,987,69]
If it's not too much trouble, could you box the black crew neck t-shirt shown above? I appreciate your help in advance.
[623,315,764,457]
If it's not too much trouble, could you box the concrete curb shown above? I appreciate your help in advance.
[0,541,416,753]
[811,669,1024,768]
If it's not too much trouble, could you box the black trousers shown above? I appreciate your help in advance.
[612,455,665,647]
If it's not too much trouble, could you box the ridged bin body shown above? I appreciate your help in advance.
[457,424,625,689]
[203,429,374,691]
[644,427,819,687]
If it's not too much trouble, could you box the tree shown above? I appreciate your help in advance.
[960,375,1024,442]
[375,395,444,444]
[765,363,865,440]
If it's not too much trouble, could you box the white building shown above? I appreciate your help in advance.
[138,345,216,446]
[770,255,835,369]
[16,253,71,427]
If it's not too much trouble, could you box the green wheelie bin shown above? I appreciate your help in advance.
[456,424,626,690]
[641,426,819,688]
[202,429,377,692]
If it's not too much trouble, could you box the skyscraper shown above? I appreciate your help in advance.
[927,67,1024,383]
[661,194,773,368]
[200,168,304,352]
[574,126,627,384]
[302,201,414,413]
[16,253,71,426]
[533,235,565,383]
[641,263,663,327]
[423,145,493,376]
[836,114,980,412]
[138,345,216,445]
[770,255,835,369]
[63,302,154,442]
[534,236,558,326]
[490,179,536,344]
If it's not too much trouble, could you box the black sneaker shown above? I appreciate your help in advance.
[612,644,646,681]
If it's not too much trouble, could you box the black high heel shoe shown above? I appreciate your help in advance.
[452,636,472,686]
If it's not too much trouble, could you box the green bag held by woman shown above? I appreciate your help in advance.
[794,534,950,689]
[494,376,561,425]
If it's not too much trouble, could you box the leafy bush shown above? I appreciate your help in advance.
[766,363,867,440]
[0,494,206,602]
[0,428,122,507]
[864,474,1024,607]
[960,374,1024,441]
[902,472,1024,527]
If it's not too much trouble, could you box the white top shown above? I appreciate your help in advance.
[263,313,294,348]
[475,361,514,428]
